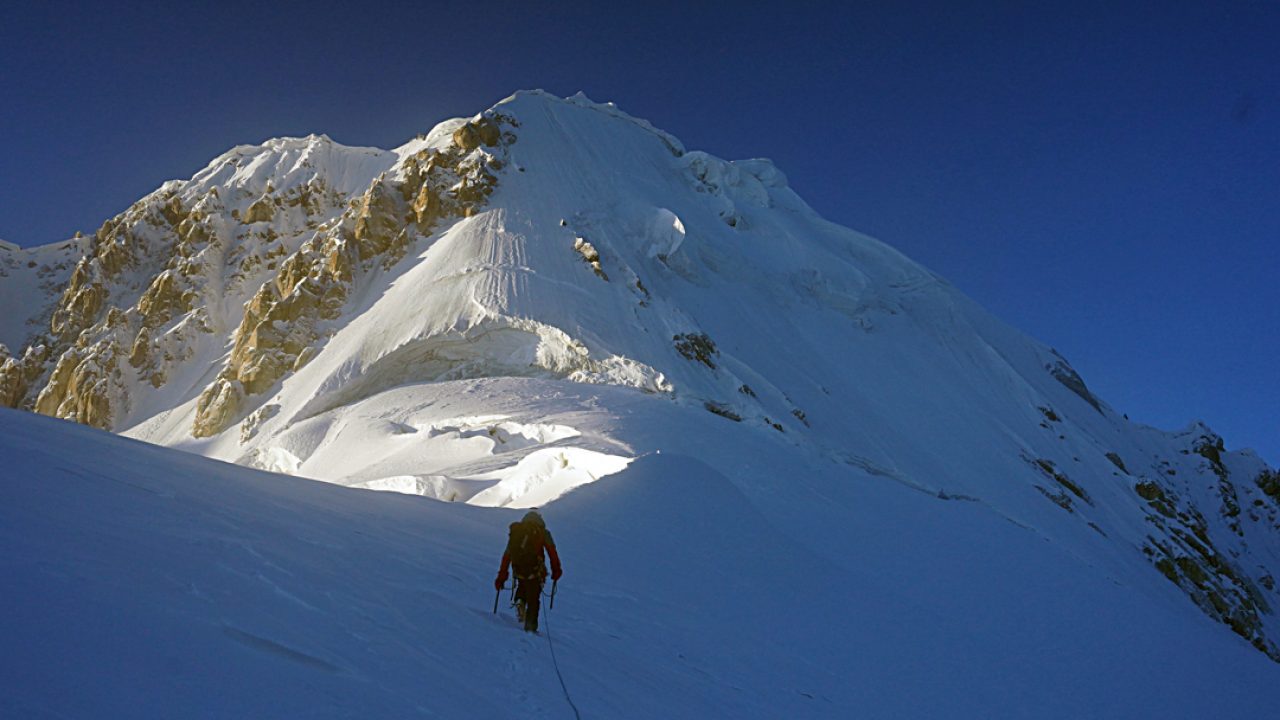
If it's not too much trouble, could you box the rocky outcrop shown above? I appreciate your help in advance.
[243,196,275,224]
[1259,469,1280,503]
[674,333,718,369]
[32,342,122,429]
[1046,352,1103,413]
[574,237,607,279]
[191,112,517,437]
[193,378,244,437]
[137,271,195,329]
[1134,434,1280,662]
[451,116,503,151]
[1,130,412,435]
[1142,502,1278,659]
[353,181,406,262]
[1030,457,1093,510]
[0,343,52,408]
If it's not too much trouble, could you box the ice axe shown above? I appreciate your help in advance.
[550,578,558,610]
[493,576,508,614]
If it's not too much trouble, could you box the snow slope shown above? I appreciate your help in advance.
[4,408,1278,719]
[0,236,86,351]
[3,90,1279,675]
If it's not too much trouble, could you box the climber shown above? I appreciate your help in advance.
[495,510,563,633]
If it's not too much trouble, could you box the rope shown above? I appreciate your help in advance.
[541,589,583,720]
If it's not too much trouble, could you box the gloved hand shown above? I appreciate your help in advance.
[494,573,507,591]
[551,567,563,581]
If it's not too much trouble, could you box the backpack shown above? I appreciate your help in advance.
[507,520,545,578]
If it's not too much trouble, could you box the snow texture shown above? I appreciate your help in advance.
[3,408,1278,718]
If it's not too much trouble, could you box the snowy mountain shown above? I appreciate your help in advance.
[2,89,1279,699]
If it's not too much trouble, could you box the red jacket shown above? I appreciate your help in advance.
[498,532,562,580]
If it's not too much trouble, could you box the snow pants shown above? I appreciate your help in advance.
[516,575,543,632]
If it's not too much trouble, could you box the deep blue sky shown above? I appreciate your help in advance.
[2,1,1276,464]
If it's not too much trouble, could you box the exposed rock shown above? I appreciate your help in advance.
[160,194,185,226]
[96,238,129,276]
[0,345,47,408]
[244,196,276,224]
[704,401,742,422]
[128,327,151,369]
[674,333,718,369]
[0,359,28,408]
[1193,433,1227,478]
[1046,353,1103,413]
[1135,480,1176,517]
[292,346,317,371]
[33,353,79,416]
[189,115,525,438]
[353,181,405,261]
[1258,469,1280,503]
[1031,457,1092,505]
[137,271,194,328]
[452,117,502,151]
[1037,485,1075,511]
[1140,476,1280,662]
[1105,452,1128,474]
[51,280,107,341]
[412,183,442,227]
[573,237,607,279]
[193,378,244,438]
[34,347,120,430]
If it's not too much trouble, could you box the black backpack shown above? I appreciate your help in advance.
[507,520,545,578]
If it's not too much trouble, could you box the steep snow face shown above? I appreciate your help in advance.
[2,91,1279,661]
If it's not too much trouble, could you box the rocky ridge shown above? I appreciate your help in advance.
[0,114,515,437]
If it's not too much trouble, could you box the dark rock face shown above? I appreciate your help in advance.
[673,332,718,369]
[1134,433,1280,662]
[1046,352,1103,413]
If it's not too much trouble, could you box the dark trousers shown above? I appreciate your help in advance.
[516,575,543,631]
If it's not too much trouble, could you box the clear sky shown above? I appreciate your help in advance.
[1,1,1276,464]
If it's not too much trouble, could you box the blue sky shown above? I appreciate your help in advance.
[1,1,1275,463]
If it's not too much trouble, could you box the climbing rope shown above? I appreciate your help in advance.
[541,584,582,720]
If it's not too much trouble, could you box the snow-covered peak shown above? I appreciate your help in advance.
[496,88,689,157]
[187,132,396,199]
[3,92,1277,669]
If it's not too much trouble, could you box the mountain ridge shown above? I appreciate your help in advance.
[1,90,1277,662]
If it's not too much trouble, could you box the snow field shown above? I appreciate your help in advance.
[4,408,1277,719]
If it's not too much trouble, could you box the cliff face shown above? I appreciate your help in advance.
[1,91,1276,661]
[0,114,515,437]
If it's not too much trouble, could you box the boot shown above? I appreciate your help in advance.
[524,601,540,633]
